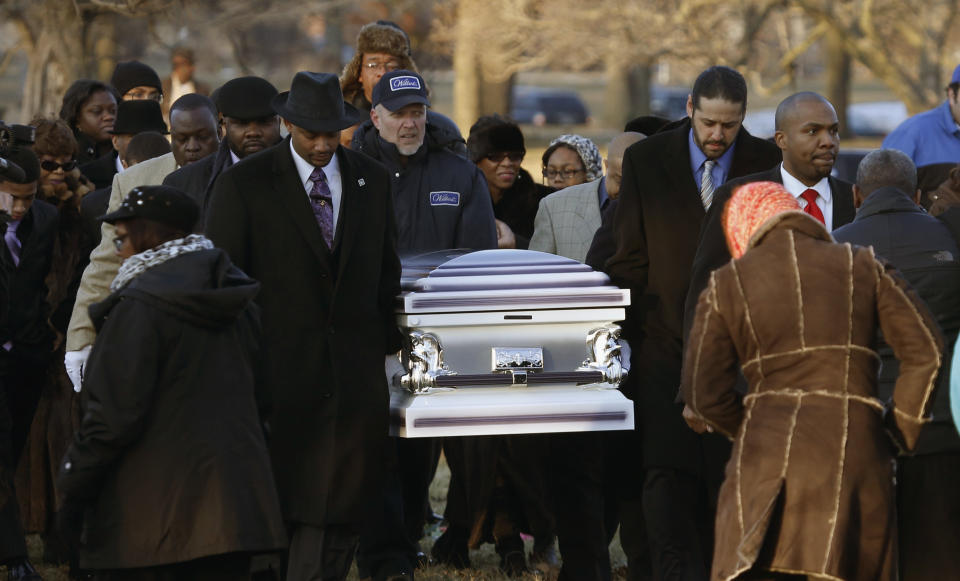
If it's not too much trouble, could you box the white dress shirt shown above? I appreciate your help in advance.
[289,140,343,230]
[780,163,833,231]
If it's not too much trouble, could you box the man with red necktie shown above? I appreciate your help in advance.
[685,91,855,341]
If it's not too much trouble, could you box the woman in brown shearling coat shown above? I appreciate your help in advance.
[681,182,943,581]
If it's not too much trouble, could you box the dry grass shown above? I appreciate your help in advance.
[20,455,627,580]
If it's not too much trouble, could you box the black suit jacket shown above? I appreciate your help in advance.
[205,137,401,527]
[80,151,119,191]
[682,165,855,344]
[604,120,781,473]
[0,200,58,355]
[162,141,234,224]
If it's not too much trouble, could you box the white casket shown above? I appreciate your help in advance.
[389,249,635,437]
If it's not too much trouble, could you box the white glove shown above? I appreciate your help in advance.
[65,345,92,393]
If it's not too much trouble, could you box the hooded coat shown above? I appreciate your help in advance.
[58,247,286,569]
[682,212,943,581]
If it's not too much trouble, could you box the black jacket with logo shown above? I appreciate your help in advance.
[833,186,960,455]
[355,123,496,254]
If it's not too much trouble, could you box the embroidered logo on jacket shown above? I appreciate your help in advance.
[430,191,461,206]
[390,76,422,91]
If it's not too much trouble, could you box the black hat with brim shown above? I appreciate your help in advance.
[110,100,169,135]
[100,185,199,234]
[217,76,279,120]
[272,71,366,132]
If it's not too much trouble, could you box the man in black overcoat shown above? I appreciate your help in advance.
[163,76,282,222]
[205,71,402,581]
[604,66,781,579]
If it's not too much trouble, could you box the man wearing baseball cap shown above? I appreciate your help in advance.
[205,71,402,581]
[353,68,495,581]
[357,69,495,253]
[163,76,282,218]
[884,64,960,168]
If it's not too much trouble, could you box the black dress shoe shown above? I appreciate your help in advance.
[6,558,42,581]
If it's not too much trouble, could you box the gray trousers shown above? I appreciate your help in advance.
[286,523,359,581]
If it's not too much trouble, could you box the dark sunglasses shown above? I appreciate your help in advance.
[40,160,78,172]
[485,151,525,163]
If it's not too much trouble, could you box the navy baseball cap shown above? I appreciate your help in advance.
[372,70,430,112]
[952,64,960,85]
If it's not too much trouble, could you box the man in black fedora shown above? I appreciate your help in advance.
[164,75,282,220]
[80,99,168,190]
[205,71,402,581]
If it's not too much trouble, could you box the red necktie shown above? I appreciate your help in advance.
[801,189,825,225]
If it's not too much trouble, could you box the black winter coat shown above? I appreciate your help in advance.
[833,186,960,455]
[79,151,119,191]
[57,247,286,569]
[354,123,497,253]
[492,168,552,249]
[162,140,235,225]
[605,120,782,473]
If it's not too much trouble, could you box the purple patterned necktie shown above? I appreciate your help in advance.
[309,167,334,249]
[4,220,20,267]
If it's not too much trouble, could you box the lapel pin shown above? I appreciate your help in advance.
[358,178,366,187]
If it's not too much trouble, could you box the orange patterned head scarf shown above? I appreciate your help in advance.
[723,181,802,259]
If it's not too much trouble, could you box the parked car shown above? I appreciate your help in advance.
[650,86,690,121]
[511,86,590,126]
[743,101,908,139]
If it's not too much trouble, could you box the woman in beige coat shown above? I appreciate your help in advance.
[681,181,943,581]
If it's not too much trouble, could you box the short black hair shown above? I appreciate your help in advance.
[59,79,119,129]
[170,93,217,119]
[124,131,172,166]
[856,149,917,196]
[691,66,747,113]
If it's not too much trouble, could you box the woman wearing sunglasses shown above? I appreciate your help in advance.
[12,118,96,564]
[467,115,553,249]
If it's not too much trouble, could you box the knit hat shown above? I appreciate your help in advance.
[1,147,40,184]
[110,61,162,98]
[723,181,802,259]
[544,134,603,181]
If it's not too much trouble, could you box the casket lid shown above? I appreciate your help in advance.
[398,249,629,313]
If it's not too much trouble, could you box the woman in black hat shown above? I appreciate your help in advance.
[57,185,286,580]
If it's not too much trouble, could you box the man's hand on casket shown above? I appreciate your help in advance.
[682,404,713,434]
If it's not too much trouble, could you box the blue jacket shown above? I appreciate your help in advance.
[882,101,960,167]
[355,123,497,254]
[833,186,960,454]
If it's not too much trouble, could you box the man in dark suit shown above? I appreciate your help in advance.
[205,71,402,581]
[0,147,58,581]
[683,91,855,342]
[164,76,282,222]
[604,66,781,580]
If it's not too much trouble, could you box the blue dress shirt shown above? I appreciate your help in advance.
[689,129,736,190]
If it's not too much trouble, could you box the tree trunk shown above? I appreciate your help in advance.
[604,55,631,130]
[452,0,481,133]
[478,72,513,119]
[628,63,653,120]
[824,30,851,138]
[17,0,86,121]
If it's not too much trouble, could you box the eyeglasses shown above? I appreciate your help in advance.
[123,90,162,102]
[364,61,401,73]
[40,160,78,172]
[486,152,524,163]
[543,167,584,180]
